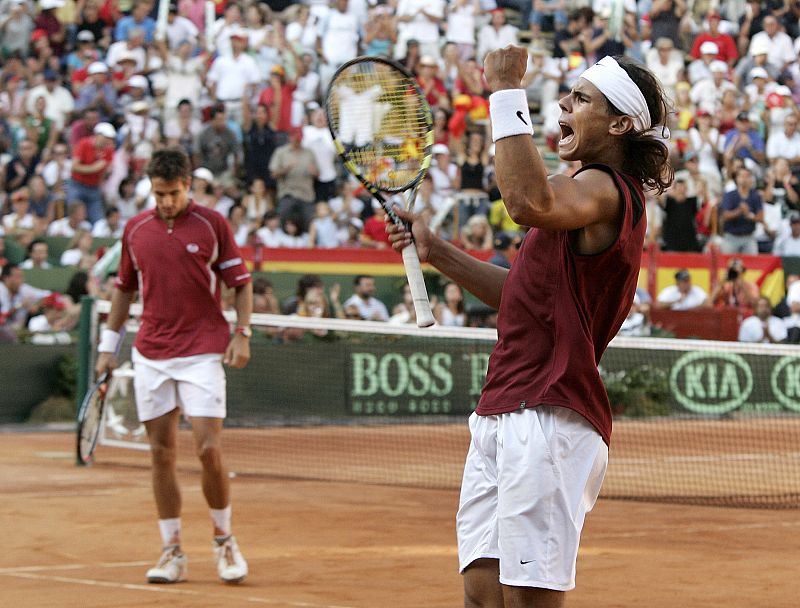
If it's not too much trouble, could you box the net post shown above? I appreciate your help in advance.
[75,296,95,426]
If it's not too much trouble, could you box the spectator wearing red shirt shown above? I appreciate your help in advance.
[361,202,392,248]
[67,122,116,224]
[258,65,295,137]
[416,55,451,111]
[690,10,739,67]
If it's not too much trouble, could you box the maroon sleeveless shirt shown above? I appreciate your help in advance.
[476,164,646,445]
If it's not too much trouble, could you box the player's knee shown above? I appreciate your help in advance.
[196,441,222,468]
[463,560,503,608]
[149,442,177,468]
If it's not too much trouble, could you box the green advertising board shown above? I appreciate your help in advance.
[224,337,800,421]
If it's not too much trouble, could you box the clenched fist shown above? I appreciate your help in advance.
[484,45,528,92]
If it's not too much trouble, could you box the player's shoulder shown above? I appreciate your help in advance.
[125,209,157,235]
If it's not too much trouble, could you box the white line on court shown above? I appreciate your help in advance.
[589,518,800,540]
[0,561,150,574]
[1,571,358,608]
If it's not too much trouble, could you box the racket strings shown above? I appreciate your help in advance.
[328,61,431,191]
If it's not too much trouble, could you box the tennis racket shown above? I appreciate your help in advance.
[325,56,435,327]
[76,327,126,465]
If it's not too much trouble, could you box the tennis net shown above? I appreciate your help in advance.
[81,299,800,508]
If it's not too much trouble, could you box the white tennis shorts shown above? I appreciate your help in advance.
[131,348,227,422]
[456,406,608,591]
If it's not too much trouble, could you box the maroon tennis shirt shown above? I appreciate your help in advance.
[476,164,646,445]
[116,201,251,360]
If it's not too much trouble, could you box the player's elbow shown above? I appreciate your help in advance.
[504,190,555,225]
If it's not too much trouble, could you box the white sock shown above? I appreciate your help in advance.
[210,505,232,537]
[158,518,181,547]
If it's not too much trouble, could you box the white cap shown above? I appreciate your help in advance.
[40,0,65,9]
[193,167,214,183]
[349,217,363,230]
[749,66,769,79]
[128,74,148,89]
[130,100,149,113]
[76,30,95,42]
[116,50,138,64]
[228,26,249,41]
[149,72,168,91]
[776,85,792,96]
[87,61,108,75]
[700,41,719,55]
[93,122,116,139]
[710,60,728,73]
[432,143,449,155]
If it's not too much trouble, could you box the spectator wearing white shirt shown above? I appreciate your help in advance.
[689,60,736,113]
[477,8,519,63]
[766,113,800,164]
[91,206,124,238]
[255,211,287,248]
[2,188,36,236]
[164,4,199,50]
[19,239,51,270]
[47,200,92,238]
[292,54,321,127]
[773,213,800,257]
[739,296,788,343]
[445,0,480,60]
[308,202,341,248]
[317,0,360,93]
[205,28,261,124]
[24,70,74,131]
[41,142,72,193]
[302,108,338,202]
[655,269,710,310]
[645,37,685,104]
[106,28,148,71]
[0,264,51,330]
[395,0,445,60]
[748,15,795,71]
[343,275,390,321]
[159,40,206,117]
[686,41,719,85]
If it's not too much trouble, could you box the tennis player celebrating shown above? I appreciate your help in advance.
[389,47,672,607]
[95,148,253,585]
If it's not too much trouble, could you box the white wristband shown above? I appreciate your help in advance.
[489,89,534,143]
[98,328,121,354]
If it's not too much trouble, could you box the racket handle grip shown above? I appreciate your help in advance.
[402,245,435,328]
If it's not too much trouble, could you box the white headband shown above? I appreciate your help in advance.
[581,56,669,145]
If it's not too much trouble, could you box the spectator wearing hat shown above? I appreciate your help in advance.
[206,27,260,125]
[257,64,294,137]
[722,111,766,168]
[645,37,684,103]
[35,0,66,56]
[743,66,778,108]
[429,143,459,200]
[656,269,710,310]
[66,30,100,77]
[119,98,161,176]
[416,55,450,111]
[689,10,738,67]
[719,166,763,255]
[194,104,241,188]
[269,126,319,228]
[190,167,216,208]
[488,231,518,269]
[477,8,518,64]
[0,0,35,59]
[733,36,780,88]
[27,291,75,335]
[659,176,700,252]
[396,0,444,61]
[74,0,112,51]
[690,60,736,113]
[106,26,147,71]
[685,118,721,195]
[67,122,116,224]
[75,62,118,119]
[316,0,360,93]
[687,41,721,84]
[748,14,795,72]
[773,212,800,256]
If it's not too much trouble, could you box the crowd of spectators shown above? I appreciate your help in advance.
[3,0,800,341]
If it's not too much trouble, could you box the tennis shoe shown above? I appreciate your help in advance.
[214,535,248,584]
[146,545,187,584]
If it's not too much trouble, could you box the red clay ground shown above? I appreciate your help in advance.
[2,432,798,607]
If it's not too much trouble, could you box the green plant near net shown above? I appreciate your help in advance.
[601,364,671,418]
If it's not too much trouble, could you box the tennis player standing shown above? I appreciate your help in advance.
[95,148,253,585]
[389,47,672,607]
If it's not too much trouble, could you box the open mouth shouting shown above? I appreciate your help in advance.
[559,121,575,148]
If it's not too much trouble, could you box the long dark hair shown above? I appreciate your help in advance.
[607,56,674,194]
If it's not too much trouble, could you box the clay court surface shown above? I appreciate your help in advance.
[2,431,799,608]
